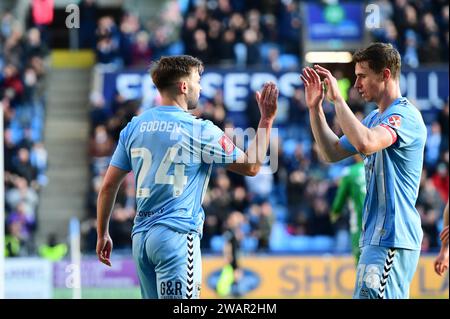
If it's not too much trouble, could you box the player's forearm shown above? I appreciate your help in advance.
[245,117,274,175]
[439,243,449,258]
[96,187,119,237]
[309,107,341,162]
[444,202,449,227]
[334,97,372,153]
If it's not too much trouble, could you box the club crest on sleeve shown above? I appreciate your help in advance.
[388,115,401,128]
[219,135,235,155]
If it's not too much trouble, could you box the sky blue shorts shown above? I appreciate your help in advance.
[353,245,420,299]
[132,224,202,299]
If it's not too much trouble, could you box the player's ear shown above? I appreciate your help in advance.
[382,68,391,81]
[179,80,188,94]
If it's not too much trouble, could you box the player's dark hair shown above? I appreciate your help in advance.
[353,43,401,79]
[150,55,204,91]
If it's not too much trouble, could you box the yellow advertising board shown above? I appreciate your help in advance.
[201,255,449,299]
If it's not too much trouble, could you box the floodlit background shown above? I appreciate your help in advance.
[0,0,448,299]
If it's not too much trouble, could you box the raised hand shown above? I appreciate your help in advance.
[314,64,342,103]
[255,82,278,121]
[301,67,324,109]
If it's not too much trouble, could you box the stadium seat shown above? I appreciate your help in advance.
[233,43,247,68]
[311,236,335,252]
[210,235,225,253]
[334,229,351,253]
[272,205,288,222]
[241,237,258,252]
[288,235,312,252]
[269,222,290,251]
[167,41,185,56]
[260,42,280,64]
[278,54,299,70]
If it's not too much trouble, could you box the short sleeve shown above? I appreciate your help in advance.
[200,120,244,166]
[379,113,409,146]
[339,135,357,153]
[338,110,378,154]
[110,126,132,171]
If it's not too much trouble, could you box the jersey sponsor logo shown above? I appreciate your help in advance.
[160,280,183,299]
[387,115,401,128]
[363,265,381,289]
[137,207,165,218]
[219,135,235,155]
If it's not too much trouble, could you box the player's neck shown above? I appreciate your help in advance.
[377,82,402,113]
[160,95,188,112]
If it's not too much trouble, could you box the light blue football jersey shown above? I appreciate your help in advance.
[339,97,426,250]
[110,106,243,238]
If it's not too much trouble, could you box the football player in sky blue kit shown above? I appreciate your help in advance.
[301,43,426,299]
[96,55,278,299]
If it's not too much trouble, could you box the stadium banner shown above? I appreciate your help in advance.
[5,258,53,298]
[47,255,448,299]
[53,258,139,289]
[101,68,448,113]
[201,255,448,298]
[305,3,365,41]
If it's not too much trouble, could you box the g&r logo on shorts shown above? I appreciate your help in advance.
[160,280,183,299]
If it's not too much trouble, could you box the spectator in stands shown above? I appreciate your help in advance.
[206,18,222,65]
[432,163,449,203]
[39,233,68,261]
[88,124,115,158]
[78,0,99,49]
[425,122,442,171]
[24,27,48,59]
[2,19,24,67]
[30,0,54,45]
[308,198,334,236]
[130,30,152,68]
[419,34,443,64]
[218,29,237,65]
[242,28,261,66]
[12,147,36,184]
[256,201,274,250]
[5,219,25,257]
[2,63,24,106]
[6,203,35,248]
[217,211,244,297]
[5,177,39,219]
[118,13,140,67]
[181,14,198,55]
[95,34,122,67]
[278,0,301,55]
[189,29,213,64]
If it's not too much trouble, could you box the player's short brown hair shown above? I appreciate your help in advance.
[353,43,401,79]
[150,55,204,91]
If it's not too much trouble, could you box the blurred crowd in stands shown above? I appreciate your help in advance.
[1,9,49,256]
[84,0,449,71]
[82,0,449,255]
